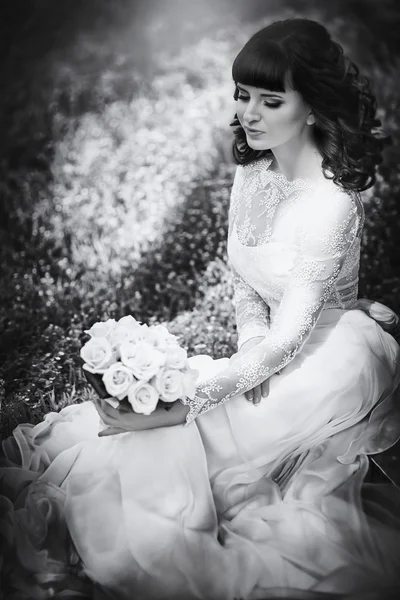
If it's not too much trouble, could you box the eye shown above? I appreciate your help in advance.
[237,95,281,109]
[263,102,282,109]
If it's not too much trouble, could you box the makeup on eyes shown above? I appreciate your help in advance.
[236,86,283,108]
[238,95,282,108]
[238,96,283,108]
[236,84,284,99]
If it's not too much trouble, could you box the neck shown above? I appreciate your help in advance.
[271,131,323,182]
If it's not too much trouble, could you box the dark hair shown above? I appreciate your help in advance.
[230,18,391,192]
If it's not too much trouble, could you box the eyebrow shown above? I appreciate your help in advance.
[236,84,284,98]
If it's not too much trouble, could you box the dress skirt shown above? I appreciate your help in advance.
[1,307,400,600]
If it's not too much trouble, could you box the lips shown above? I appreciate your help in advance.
[246,128,265,135]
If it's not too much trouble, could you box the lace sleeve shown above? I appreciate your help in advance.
[181,186,359,425]
[231,259,270,350]
[228,168,270,349]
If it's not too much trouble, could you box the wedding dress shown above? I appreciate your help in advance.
[2,156,400,600]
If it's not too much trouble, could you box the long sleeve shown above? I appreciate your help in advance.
[228,168,270,350]
[231,263,270,350]
[181,186,359,425]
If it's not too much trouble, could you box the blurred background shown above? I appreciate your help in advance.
[0,0,399,439]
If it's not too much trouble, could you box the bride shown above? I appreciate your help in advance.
[2,17,400,600]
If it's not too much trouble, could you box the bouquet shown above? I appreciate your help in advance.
[80,315,199,415]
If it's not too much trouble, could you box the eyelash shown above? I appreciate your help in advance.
[237,94,282,108]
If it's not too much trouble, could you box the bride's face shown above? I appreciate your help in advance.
[235,80,312,151]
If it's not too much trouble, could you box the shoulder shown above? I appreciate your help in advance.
[303,180,357,221]
[296,182,359,252]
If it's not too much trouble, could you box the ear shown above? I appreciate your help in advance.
[306,113,315,125]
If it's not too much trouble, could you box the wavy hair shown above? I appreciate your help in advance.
[230,19,391,192]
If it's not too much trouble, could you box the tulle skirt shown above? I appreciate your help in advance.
[1,307,400,600]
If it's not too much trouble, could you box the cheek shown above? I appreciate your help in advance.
[268,107,305,139]
[269,107,296,128]
[236,105,245,124]
[286,104,308,126]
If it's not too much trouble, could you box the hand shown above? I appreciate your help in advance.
[93,397,149,436]
[93,397,188,436]
[230,336,280,405]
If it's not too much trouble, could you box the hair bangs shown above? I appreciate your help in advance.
[232,39,289,93]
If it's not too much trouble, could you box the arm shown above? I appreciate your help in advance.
[231,262,270,350]
[228,174,270,350]
[181,187,359,425]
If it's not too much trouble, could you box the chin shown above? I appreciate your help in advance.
[246,139,270,151]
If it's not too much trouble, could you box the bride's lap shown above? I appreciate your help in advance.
[195,308,400,481]
[3,308,398,487]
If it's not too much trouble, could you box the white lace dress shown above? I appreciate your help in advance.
[1,156,400,600]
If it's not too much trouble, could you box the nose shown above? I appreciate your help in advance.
[243,100,261,126]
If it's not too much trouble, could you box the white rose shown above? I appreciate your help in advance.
[108,318,146,350]
[165,345,188,370]
[118,315,142,330]
[119,340,137,366]
[119,340,165,381]
[84,318,117,340]
[151,367,197,403]
[146,324,179,351]
[102,362,136,400]
[127,380,159,415]
[81,337,117,374]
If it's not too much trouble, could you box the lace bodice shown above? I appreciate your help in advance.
[181,156,365,425]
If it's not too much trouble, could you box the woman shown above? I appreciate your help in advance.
[1,17,400,600]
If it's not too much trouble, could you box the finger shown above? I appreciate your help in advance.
[101,400,120,417]
[93,396,111,414]
[245,389,253,402]
[98,404,124,426]
[100,414,119,427]
[253,385,262,405]
[93,397,110,419]
[97,398,122,420]
[93,396,102,410]
[98,427,126,437]
[261,378,269,398]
